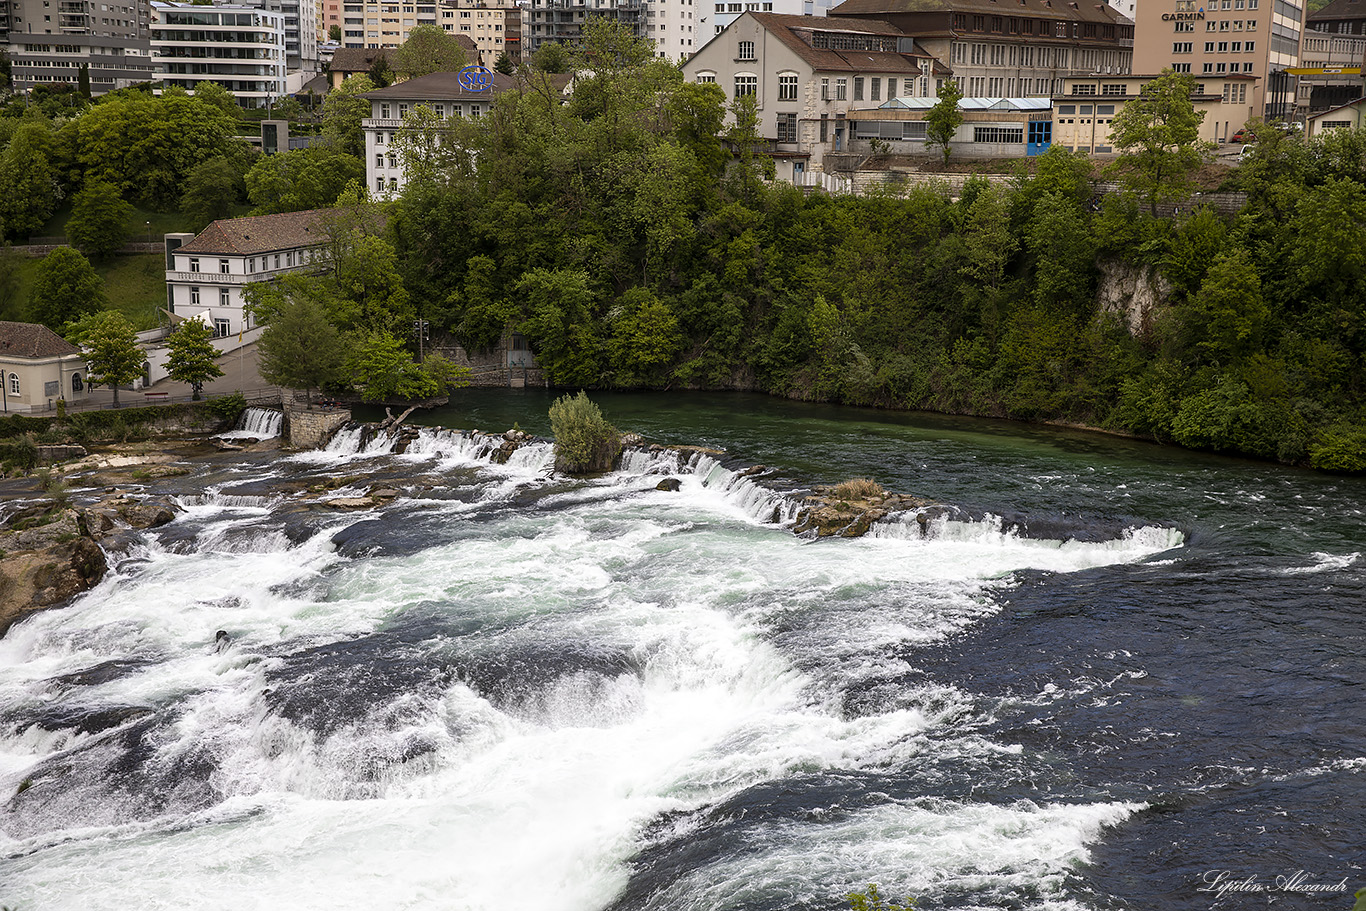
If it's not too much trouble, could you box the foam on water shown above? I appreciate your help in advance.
[215,407,283,441]
[0,438,1189,910]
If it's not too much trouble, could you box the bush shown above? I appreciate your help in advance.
[832,477,885,500]
[549,391,620,475]
[1309,427,1366,473]
[206,392,248,426]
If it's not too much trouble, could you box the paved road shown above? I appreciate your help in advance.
[69,342,274,412]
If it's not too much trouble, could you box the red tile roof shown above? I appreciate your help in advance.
[0,321,81,359]
[176,210,331,256]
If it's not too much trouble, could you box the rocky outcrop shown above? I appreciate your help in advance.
[0,506,108,637]
[1096,259,1171,337]
[792,485,936,538]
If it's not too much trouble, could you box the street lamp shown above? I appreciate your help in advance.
[146,220,152,244]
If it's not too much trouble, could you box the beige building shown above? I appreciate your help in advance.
[1296,0,1366,116]
[0,322,90,414]
[1306,96,1366,135]
[683,12,948,178]
[1133,0,1305,121]
[830,0,1135,98]
[339,0,439,48]
[1052,71,1259,151]
[439,0,521,63]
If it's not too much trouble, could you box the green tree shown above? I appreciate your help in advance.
[369,52,395,88]
[1180,248,1267,365]
[164,317,225,399]
[610,288,683,383]
[494,51,514,75]
[530,41,571,74]
[328,23,342,41]
[29,247,106,328]
[67,180,135,259]
[1106,69,1210,216]
[321,74,376,156]
[925,80,964,165]
[518,268,601,387]
[83,311,144,408]
[548,391,619,474]
[392,24,467,81]
[245,145,365,214]
[0,120,61,241]
[256,290,347,403]
[181,155,247,228]
[668,80,728,181]
[345,329,468,401]
[77,63,91,100]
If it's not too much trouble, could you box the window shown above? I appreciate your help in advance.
[381,102,390,118]
[1174,20,1194,31]
[1097,104,1115,115]
[7,374,17,397]
[734,74,756,97]
[376,153,384,168]
[854,77,864,100]
[376,177,385,192]
[1244,40,1254,50]
[219,259,229,274]
[778,73,797,100]
[1322,119,1353,129]
[1231,41,1241,51]
[697,72,716,83]
[189,257,200,273]
[871,77,881,101]
[820,113,828,141]
[821,77,829,100]
[836,77,847,100]
[1058,104,1076,114]
[219,289,230,307]
[191,286,200,305]
[72,373,83,394]
[248,258,255,274]
[1218,41,1228,51]
[736,39,754,60]
[1205,41,1215,51]
[274,255,280,269]
[974,126,1023,143]
[1073,83,1096,94]
[214,318,231,338]
[776,111,797,142]
[1102,83,1127,95]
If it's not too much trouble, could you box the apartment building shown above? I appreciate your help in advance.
[1133,0,1306,120]
[150,0,287,106]
[439,0,521,62]
[646,0,696,58]
[340,0,440,47]
[831,0,1134,98]
[525,0,644,54]
[1297,0,1366,115]
[280,0,318,67]
[683,12,949,177]
[3,0,155,94]
[1053,71,1258,150]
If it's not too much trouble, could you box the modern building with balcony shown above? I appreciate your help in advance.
[439,0,522,63]
[150,0,288,107]
[1297,0,1366,116]
[3,0,156,94]
[339,0,440,48]
[525,0,645,54]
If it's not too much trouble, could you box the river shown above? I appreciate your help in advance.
[1,390,1362,910]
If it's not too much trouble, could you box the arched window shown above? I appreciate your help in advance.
[8,373,18,396]
[72,373,83,393]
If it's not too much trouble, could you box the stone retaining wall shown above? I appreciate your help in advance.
[285,406,350,449]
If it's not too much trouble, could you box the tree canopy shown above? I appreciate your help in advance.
[392,25,467,81]
[1106,70,1211,216]
[30,247,106,329]
[165,317,226,399]
[82,311,144,407]
[67,180,135,259]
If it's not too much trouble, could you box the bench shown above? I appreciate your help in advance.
[144,392,170,402]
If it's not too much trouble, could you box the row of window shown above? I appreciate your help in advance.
[1174,39,1257,52]
[949,12,1127,41]
[377,101,482,119]
[1,373,84,397]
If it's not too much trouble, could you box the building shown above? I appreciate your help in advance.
[163,210,333,342]
[682,12,950,178]
[281,0,319,68]
[645,0,699,58]
[1052,70,1258,150]
[3,0,155,94]
[150,1,288,107]
[439,0,522,63]
[328,33,477,78]
[846,95,1055,157]
[1132,0,1305,120]
[706,0,832,41]
[1306,95,1366,134]
[830,0,1135,98]
[339,0,440,47]
[1297,0,1366,115]
[361,69,523,194]
[0,322,90,413]
[525,0,645,54]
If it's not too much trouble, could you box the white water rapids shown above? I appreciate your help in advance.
[0,428,1184,911]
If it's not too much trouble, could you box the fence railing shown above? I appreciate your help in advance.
[34,387,285,415]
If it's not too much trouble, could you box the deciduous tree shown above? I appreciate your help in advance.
[321,74,376,157]
[29,247,106,328]
[0,120,61,241]
[165,317,225,399]
[67,180,135,259]
[256,290,347,403]
[245,145,364,214]
[83,311,144,407]
[925,80,963,165]
[392,24,467,81]
[1106,70,1211,216]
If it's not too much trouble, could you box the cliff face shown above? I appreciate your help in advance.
[0,506,108,637]
[1096,258,1171,338]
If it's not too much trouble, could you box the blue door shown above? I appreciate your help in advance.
[1027,121,1052,156]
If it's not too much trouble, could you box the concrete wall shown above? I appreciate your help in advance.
[285,406,350,449]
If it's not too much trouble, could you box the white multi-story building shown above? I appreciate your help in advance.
[3,0,156,94]
[362,70,524,195]
[281,0,318,67]
[646,0,697,59]
[704,0,833,40]
[340,0,440,47]
[164,210,333,341]
[151,1,287,107]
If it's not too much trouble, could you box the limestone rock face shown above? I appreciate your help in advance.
[791,488,934,538]
[0,507,109,637]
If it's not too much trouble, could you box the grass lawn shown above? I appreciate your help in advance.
[2,252,167,332]
[40,205,202,240]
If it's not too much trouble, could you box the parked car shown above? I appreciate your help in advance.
[1231,128,1256,143]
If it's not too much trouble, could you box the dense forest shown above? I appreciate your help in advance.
[2,27,1365,471]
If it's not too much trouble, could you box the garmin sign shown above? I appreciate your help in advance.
[1162,9,1207,18]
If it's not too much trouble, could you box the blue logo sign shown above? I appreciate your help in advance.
[458,65,494,93]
